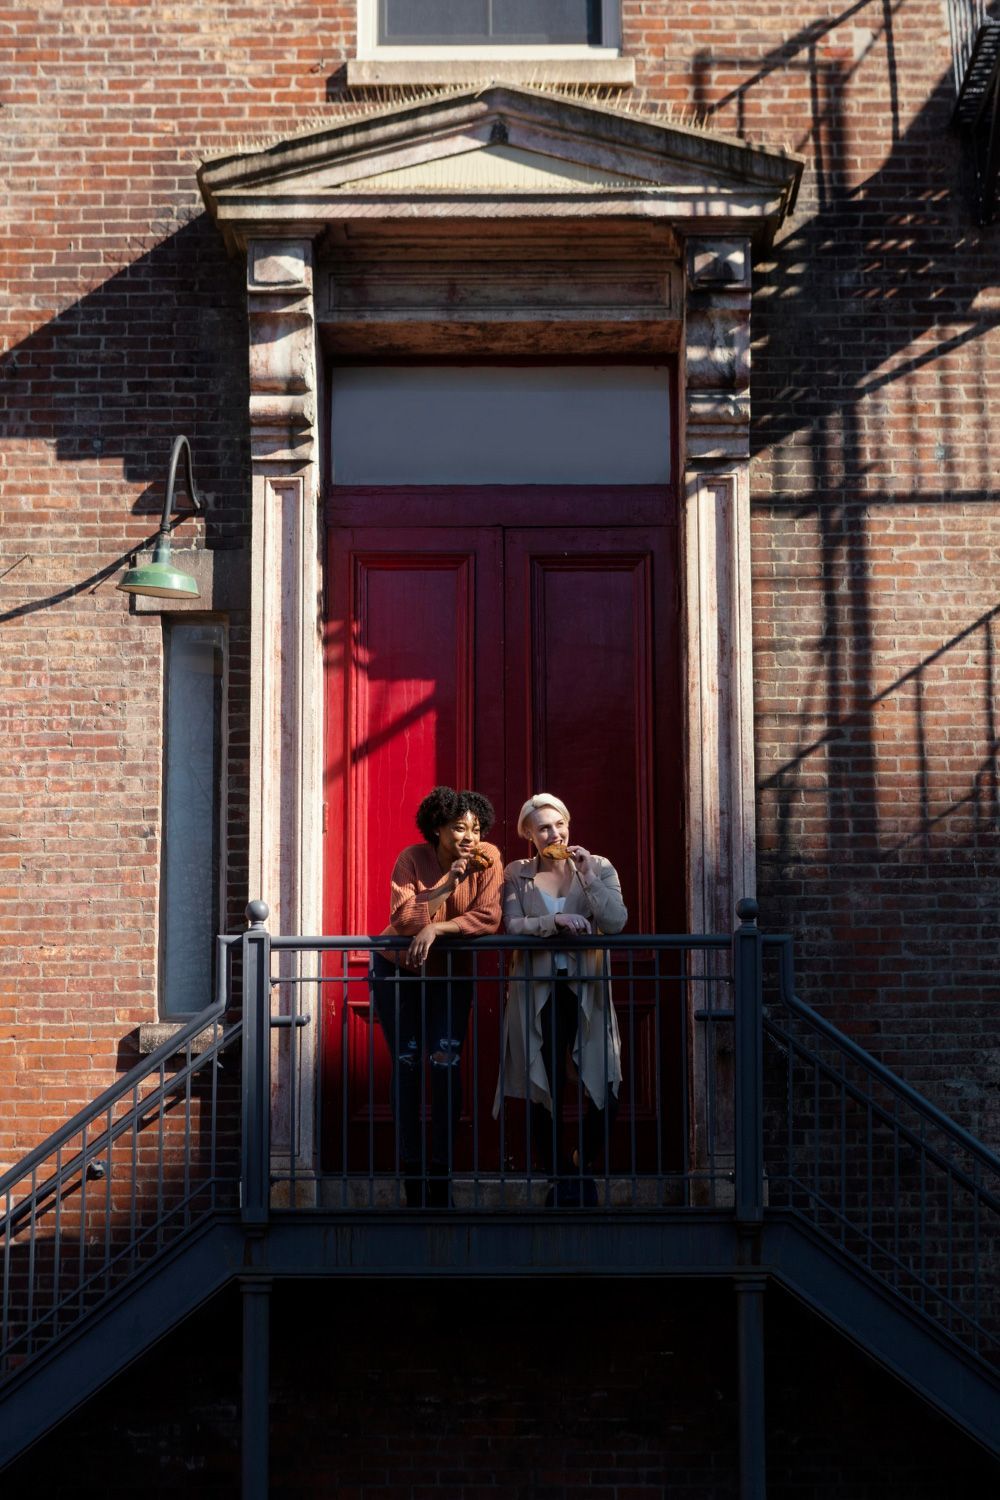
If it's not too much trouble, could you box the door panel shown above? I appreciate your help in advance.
[323,529,504,1170]
[504,528,680,931]
[504,527,682,1170]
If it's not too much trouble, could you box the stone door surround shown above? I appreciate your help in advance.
[198,84,804,1174]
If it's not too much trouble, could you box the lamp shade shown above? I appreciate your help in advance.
[118,539,200,600]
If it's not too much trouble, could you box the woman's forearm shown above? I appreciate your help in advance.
[424,875,458,918]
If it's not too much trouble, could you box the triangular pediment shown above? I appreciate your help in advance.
[198,84,803,250]
[343,142,656,192]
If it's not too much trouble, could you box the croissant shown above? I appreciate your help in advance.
[540,844,574,861]
[465,848,493,873]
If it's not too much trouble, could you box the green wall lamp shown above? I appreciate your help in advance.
[118,435,205,600]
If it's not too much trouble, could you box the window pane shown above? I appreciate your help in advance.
[492,0,598,43]
[382,0,489,43]
[381,0,599,44]
[161,622,224,1018]
[330,365,671,484]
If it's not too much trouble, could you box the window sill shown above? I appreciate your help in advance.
[138,1022,220,1057]
[345,56,635,88]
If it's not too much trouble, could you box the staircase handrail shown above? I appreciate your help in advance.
[0,997,231,1217]
[764,934,1000,1177]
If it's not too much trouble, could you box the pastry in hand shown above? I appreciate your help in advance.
[465,847,493,873]
[540,844,574,861]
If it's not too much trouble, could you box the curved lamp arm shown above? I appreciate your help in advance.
[157,434,204,540]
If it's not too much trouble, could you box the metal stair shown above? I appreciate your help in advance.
[764,1213,1000,1458]
[0,1215,243,1468]
[952,18,1000,222]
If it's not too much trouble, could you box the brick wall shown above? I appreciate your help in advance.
[6,1280,997,1496]
[1,1,998,1170]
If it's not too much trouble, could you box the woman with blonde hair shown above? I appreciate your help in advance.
[494,793,626,1205]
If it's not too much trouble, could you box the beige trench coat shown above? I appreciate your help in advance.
[492,855,627,1115]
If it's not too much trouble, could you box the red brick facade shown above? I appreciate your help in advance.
[1,4,998,1485]
[3,3,994,1157]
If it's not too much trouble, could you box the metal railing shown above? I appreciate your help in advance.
[239,913,740,1214]
[3,902,998,1402]
[0,939,242,1387]
[761,934,1000,1370]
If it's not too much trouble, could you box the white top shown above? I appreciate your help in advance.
[537,889,568,973]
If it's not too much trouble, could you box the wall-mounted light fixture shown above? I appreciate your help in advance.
[118,435,205,600]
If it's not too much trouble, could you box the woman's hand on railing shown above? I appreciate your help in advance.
[404,922,440,968]
[554,912,592,936]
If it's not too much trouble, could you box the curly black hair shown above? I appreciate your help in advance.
[416,786,495,845]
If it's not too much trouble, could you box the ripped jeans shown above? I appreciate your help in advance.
[370,949,471,1173]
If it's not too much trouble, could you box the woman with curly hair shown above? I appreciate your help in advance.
[372,786,502,1207]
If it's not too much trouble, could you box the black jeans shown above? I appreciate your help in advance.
[370,950,471,1172]
[531,977,619,1176]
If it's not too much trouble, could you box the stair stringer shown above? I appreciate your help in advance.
[763,1213,1000,1460]
[0,1214,245,1471]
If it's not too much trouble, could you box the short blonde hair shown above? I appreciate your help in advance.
[516,793,571,841]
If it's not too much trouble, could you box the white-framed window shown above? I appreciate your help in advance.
[159,619,227,1019]
[357,0,622,59]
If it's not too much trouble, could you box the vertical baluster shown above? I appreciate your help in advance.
[130,1084,139,1271]
[209,1012,219,1212]
[27,1166,37,1355]
[946,1155,954,1332]
[290,965,299,1203]
[865,1093,873,1268]
[471,946,480,1213]
[785,1039,794,1211]
[524,949,534,1205]
[2,1186,10,1360]
[316,960,326,1211]
[373,953,383,1210]
[498,945,507,1210]
[972,1160,980,1354]
[53,1145,62,1338]
[446,945,454,1205]
[419,956,428,1204]
[919,1121,928,1310]
[892,1110,900,1291]
[812,1060,820,1225]
[342,950,350,1210]
[77,1127,87,1321]
[156,1062,166,1250]
[839,1079,847,1250]
[658,948,669,1198]
[575,951,585,1204]
[184,1045,193,1227]
[704,966,715,1207]
[625,944,635,1206]
[104,1104,114,1294]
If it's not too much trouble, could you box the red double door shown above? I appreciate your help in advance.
[323,490,682,1172]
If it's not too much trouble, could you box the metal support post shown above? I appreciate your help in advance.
[733,898,764,1224]
[242,901,271,1227]
[736,1273,767,1500]
[241,1273,271,1500]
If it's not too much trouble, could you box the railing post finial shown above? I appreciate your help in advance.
[736,896,759,926]
[245,900,270,930]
